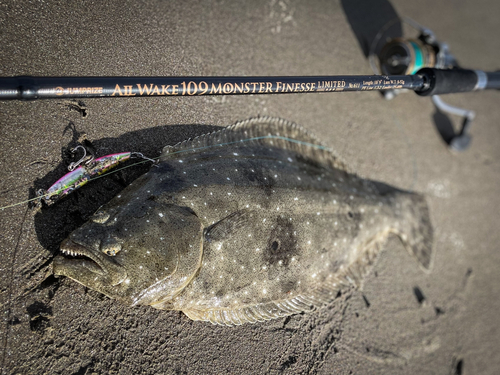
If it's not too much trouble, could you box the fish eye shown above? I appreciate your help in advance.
[92,210,110,224]
[101,239,122,256]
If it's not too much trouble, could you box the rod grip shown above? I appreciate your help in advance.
[416,68,479,96]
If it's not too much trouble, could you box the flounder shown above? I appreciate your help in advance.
[53,117,433,326]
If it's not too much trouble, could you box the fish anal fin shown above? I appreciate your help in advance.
[182,295,318,326]
[182,239,385,325]
[182,281,352,326]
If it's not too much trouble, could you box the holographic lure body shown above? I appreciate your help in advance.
[40,152,132,205]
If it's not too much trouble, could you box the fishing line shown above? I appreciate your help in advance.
[0,134,332,211]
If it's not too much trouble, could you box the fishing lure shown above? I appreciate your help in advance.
[37,147,155,206]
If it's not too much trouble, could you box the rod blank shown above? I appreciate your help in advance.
[0,75,425,100]
[1,70,497,100]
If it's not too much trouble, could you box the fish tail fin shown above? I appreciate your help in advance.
[392,192,434,272]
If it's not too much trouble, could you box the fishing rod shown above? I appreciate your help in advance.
[0,68,499,100]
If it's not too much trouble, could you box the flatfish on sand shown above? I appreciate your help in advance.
[53,117,433,326]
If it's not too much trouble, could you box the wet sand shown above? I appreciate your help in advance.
[1,0,500,373]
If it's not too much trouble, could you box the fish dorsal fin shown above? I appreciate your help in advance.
[161,117,351,173]
[180,240,382,326]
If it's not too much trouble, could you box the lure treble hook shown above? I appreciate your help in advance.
[68,145,94,171]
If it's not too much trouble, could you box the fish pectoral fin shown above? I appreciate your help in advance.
[204,209,254,242]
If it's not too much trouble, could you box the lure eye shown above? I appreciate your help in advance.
[101,238,122,256]
[92,211,111,224]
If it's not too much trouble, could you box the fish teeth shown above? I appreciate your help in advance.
[61,248,83,257]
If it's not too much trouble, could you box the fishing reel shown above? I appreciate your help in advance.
[369,18,474,151]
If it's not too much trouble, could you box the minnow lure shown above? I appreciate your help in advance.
[37,151,155,205]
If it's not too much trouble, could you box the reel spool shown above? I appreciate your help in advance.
[369,17,457,77]
[369,18,473,151]
[378,38,436,75]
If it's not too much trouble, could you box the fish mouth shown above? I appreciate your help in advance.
[57,238,127,285]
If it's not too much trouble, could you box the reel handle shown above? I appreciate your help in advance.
[416,68,500,96]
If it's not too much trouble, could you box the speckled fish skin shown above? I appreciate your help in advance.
[53,117,433,326]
